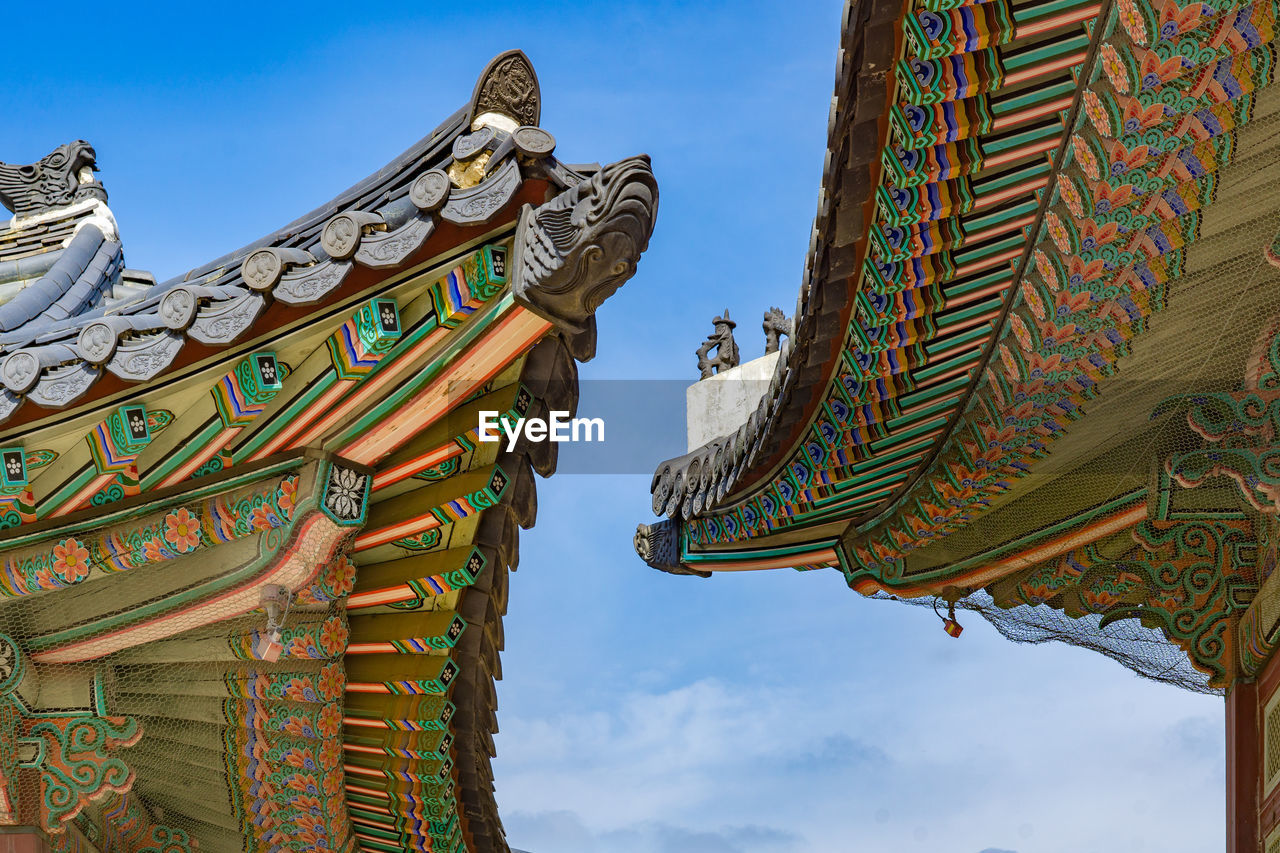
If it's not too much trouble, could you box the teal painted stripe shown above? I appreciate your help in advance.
[1002,33,1090,71]
[992,79,1077,114]
[35,468,98,520]
[835,446,930,485]
[0,458,301,551]
[237,307,445,460]
[140,418,224,491]
[980,122,1061,155]
[944,268,1011,296]
[798,488,901,523]
[972,161,1052,195]
[755,491,896,537]
[330,293,515,450]
[962,200,1038,233]
[235,373,340,461]
[925,323,990,357]
[681,536,839,565]
[350,823,400,842]
[870,414,951,451]
[912,489,1148,570]
[953,234,1025,266]
[842,434,938,477]
[1013,0,1097,23]
[807,483,904,517]
[912,347,982,384]
[937,295,1004,328]
[894,395,959,426]
[897,373,970,411]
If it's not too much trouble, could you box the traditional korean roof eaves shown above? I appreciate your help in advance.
[639,0,1280,592]
[645,0,902,523]
[0,48,658,853]
[0,224,122,332]
[0,51,600,432]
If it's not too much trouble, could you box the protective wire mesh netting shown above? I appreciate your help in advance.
[870,590,1223,695]
[857,113,1280,701]
[0,553,352,853]
[1,30,1279,853]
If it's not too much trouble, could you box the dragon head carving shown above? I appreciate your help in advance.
[0,140,106,216]
[634,520,709,577]
[511,154,658,335]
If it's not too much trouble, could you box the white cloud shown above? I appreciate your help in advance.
[497,659,1222,851]
[506,811,803,853]
[496,493,1225,853]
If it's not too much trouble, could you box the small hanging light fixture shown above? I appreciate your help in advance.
[255,584,293,662]
[933,596,963,638]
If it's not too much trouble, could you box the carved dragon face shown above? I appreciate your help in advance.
[0,140,102,216]
[511,155,658,333]
[49,140,98,178]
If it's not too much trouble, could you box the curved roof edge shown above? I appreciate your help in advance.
[0,50,632,433]
[644,0,901,525]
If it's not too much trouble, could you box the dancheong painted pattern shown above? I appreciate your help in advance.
[638,0,1280,701]
[0,50,656,853]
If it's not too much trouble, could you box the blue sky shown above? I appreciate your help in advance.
[4,3,1224,851]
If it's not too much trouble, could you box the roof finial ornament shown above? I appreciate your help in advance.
[696,310,739,379]
[468,50,541,132]
[0,141,106,216]
[763,306,791,354]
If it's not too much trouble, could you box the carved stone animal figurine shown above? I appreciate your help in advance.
[696,310,739,379]
[763,306,792,354]
[0,141,106,216]
[511,154,659,336]
[635,520,709,577]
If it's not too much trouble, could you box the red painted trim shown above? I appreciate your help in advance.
[1014,5,1101,38]
[991,99,1074,132]
[971,180,1049,213]
[1002,51,1090,87]
[46,472,115,518]
[343,763,383,777]
[339,308,552,466]
[347,586,417,610]
[952,247,1024,278]
[1260,645,1280,701]
[156,426,239,490]
[354,515,441,553]
[252,379,356,460]
[949,503,1147,589]
[1228,679,1260,853]
[373,444,465,492]
[849,501,1149,596]
[703,546,838,572]
[346,642,399,655]
[983,138,1061,171]
[346,683,393,694]
[269,327,451,456]
[963,216,1037,246]
[343,717,389,730]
